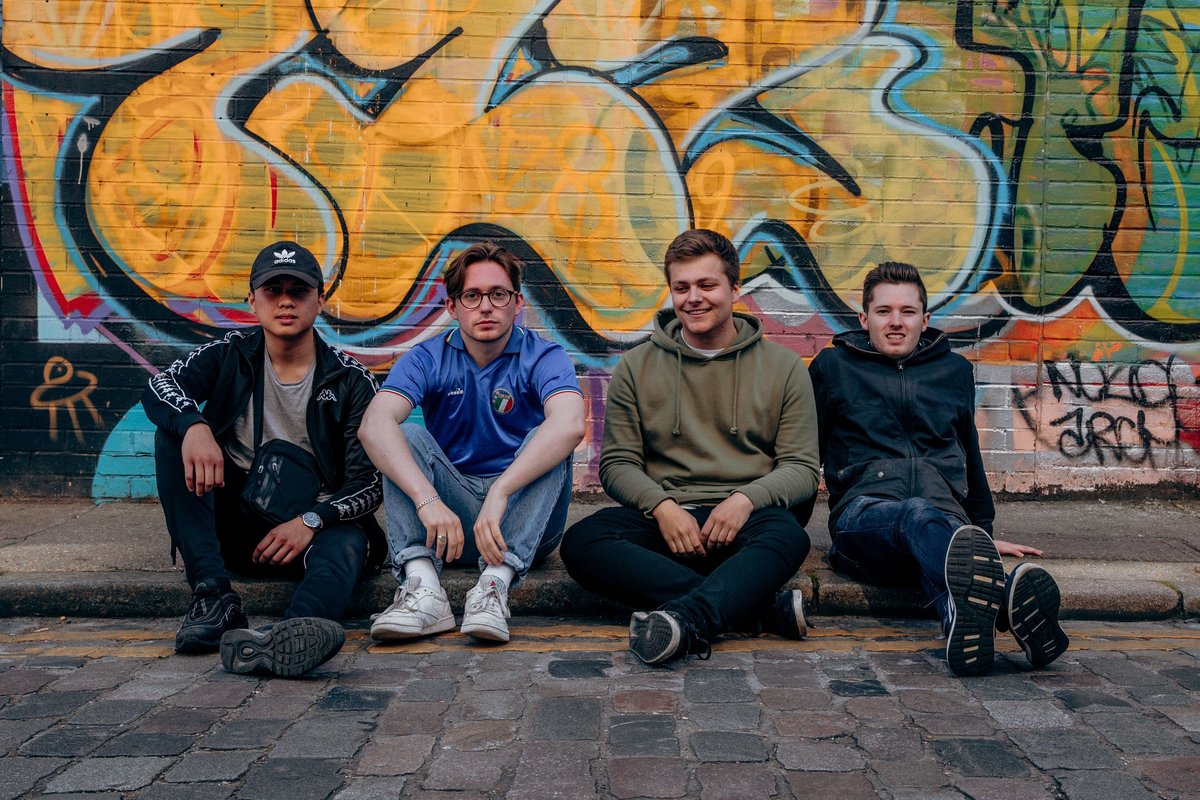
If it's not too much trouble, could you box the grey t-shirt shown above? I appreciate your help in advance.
[227,356,316,472]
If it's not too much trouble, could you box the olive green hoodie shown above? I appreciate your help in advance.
[600,309,820,514]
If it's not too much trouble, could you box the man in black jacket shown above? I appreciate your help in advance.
[810,262,1068,676]
[143,241,385,677]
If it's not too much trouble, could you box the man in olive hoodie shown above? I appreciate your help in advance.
[561,229,820,665]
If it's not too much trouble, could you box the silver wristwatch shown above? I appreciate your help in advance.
[301,512,323,532]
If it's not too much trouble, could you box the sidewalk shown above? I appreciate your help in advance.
[1,497,1198,621]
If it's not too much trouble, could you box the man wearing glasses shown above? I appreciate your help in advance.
[359,241,584,643]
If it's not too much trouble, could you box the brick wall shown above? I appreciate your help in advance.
[2,0,1198,499]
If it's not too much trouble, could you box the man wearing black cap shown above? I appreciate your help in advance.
[143,241,385,677]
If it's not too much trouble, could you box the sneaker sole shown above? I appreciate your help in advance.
[944,526,1005,677]
[174,635,223,655]
[629,611,682,665]
[370,615,455,641]
[460,618,510,643]
[788,591,808,639]
[1007,563,1069,669]
[220,618,345,678]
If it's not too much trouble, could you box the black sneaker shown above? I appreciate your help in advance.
[175,581,248,654]
[759,590,808,639]
[629,610,711,666]
[220,617,345,678]
[1006,563,1069,669]
[943,526,1005,677]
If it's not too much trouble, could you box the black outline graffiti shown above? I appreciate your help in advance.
[225,26,464,321]
[6,0,1199,358]
[956,0,1200,344]
[1012,354,1194,466]
[2,31,222,344]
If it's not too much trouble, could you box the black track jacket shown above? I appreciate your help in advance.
[142,327,386,570]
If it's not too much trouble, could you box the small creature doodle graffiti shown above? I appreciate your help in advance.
[28,357,103,444]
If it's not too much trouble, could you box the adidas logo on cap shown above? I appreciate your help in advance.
[250,241,322,290]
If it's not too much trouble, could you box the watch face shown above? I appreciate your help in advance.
[302,512,321,530]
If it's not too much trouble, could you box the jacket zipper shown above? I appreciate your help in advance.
[897,360,918,490]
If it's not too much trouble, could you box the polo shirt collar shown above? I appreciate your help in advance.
[445,326,524,355]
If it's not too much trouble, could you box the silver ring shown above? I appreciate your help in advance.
[436,535,447,542]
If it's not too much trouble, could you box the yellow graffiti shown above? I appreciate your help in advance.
[2,0,998,336]
[29,357,103,443]
[3,0,1199,352]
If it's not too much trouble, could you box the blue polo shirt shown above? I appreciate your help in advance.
[381,326,581,477]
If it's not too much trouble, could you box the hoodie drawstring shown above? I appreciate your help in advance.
[730,349,740,436]
[672,350,682,436]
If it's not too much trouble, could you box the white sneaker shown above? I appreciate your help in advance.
[369,577,455,641]
[460,577,511,642]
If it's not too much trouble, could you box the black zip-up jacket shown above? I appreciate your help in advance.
[142,327,386,570]
[809,327,995,535]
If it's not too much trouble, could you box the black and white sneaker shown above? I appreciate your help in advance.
[1006,563,1069,669]
[175,581,247,654]
[220,617,345,678]
[629,610,711,666]
[760,589,808,639]
[943,526,1005,677]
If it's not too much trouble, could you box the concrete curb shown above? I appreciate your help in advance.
[3,499,1199,623]
[3,559,1197,622]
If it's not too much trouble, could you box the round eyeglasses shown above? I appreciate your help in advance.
[455,289,518,309]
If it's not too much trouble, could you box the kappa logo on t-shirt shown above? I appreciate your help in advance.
[491,387,515,415]
[316,388,337,402]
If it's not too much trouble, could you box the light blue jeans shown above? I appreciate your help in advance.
[384,423,572,588]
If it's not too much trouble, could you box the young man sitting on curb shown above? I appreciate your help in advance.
[561,228,819,665]
[144,241,385,677]
[809,261,1070,676]
[359,240,584,644]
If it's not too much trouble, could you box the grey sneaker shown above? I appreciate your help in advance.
[460,577,511,642]
[370,577,455,641]
[629,610,711,666]
[944,525,1005,677]
[220,617,344,678]
[1006,563,1069,669]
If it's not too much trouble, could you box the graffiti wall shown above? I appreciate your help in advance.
[2,0,1198,498]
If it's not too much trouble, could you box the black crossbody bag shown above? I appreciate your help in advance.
[240,366,323,526]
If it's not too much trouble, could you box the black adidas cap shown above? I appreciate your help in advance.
[249,241,323,290]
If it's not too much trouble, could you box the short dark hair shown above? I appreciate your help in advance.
[663,229,740,286]
[443,241,522,298]
[862,261,928,313]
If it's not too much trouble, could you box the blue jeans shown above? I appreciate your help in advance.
[830,496,967,629]
[383,423,572,587]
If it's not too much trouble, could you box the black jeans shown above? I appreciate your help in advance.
[560,505,810,641]
[154,429,368,620]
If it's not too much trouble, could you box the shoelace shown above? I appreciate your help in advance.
[396,586,422,612]
[676,614,712,661]
[187,592,218,620]
[370,583,421,621]
[687,628,713,661]
[467,581,504,614]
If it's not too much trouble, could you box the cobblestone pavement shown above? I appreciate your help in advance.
[1,616,1199,799]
